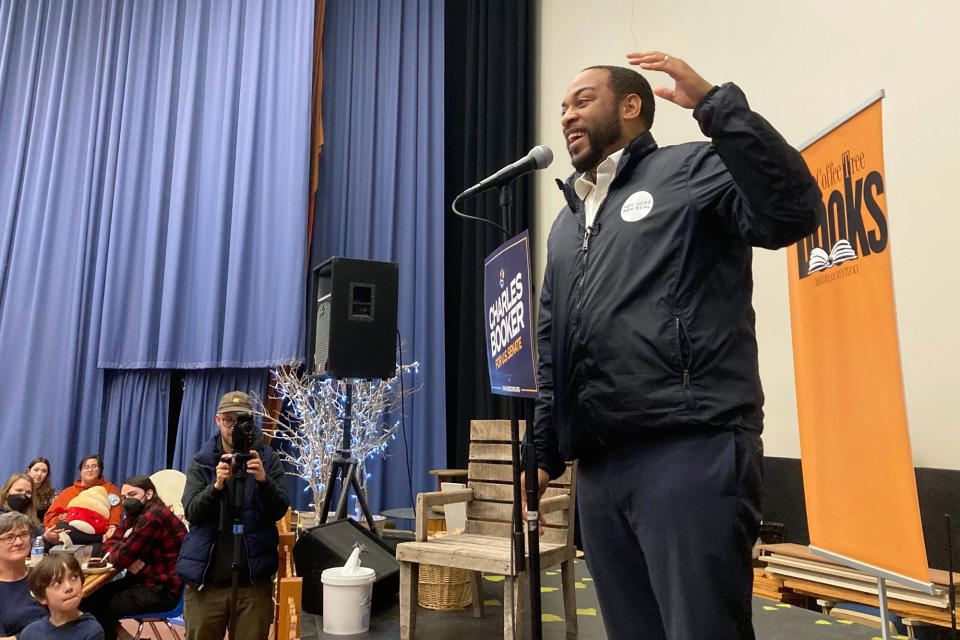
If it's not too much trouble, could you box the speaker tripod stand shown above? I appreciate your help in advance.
[317,379,380,536]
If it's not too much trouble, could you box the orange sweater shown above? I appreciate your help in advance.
[43,478,123,529]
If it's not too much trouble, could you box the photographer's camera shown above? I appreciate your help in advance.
[228,412,256,477]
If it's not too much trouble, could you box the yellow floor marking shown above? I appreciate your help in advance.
[575,582,585,589]
[762,606,777,611]
[484,599,501,606]
[542,614,564,622]
[540,587,558,593]
[775,604,791,608]
[545,571,558,576]
[576,608,597,616]
[837,620,854,625]
[815,620,831,625]
[582,577,593,581]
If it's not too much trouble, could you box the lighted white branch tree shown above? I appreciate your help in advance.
[252,362,420,514]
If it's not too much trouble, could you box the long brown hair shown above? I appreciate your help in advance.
[0,473,41,529]
[121,475,163,510]
[26,457,56,511]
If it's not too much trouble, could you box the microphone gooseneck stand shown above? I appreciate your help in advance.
[454,148,553,640]
[498,183,543,640]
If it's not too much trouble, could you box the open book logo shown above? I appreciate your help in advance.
[807,240,858,273]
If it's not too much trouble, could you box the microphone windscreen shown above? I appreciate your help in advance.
[530,145,553,169]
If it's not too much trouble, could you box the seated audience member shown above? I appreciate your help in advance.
[50,488,112,556]
[26,458,57,522]
[82,476,186,640]
[44,456,121,544]
[0,473,42,537]
[21,553,104,640]
[0,512,47,639]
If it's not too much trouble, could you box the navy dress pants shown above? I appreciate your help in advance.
[576,427,763,640]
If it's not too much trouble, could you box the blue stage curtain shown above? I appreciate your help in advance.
[94,1,313,369]
[0,1,116,490]
[311,0,446,514]
[0,1,312,490]
[172,368,269,471]
[102,370,171,485]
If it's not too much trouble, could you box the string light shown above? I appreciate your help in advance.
[253,362,420,512]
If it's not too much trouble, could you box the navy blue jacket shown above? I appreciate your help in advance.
[175,429,289,586]
[531,83,823,478]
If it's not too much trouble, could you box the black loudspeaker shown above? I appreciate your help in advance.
[293,518,400,615]
[309,257,399,379]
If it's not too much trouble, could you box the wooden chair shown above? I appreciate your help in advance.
[277,505,293,534]
[273,529,302,640]
[395,419,577,640]
[276,571,302,640]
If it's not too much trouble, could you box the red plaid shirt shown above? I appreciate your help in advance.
[102,501,186,591]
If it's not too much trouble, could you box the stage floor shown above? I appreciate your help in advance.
[300,558,885,639]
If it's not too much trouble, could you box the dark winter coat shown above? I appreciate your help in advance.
[531,83,823,478]
[176,428,289,586]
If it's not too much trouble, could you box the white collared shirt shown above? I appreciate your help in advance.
[574,148,624,229]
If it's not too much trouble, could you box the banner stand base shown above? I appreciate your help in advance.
[809,545,937,640]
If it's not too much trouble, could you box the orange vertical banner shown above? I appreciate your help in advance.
[788,96,929,584]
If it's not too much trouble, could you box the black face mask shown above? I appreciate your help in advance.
[6,493,31,512]
[122,498,145,518]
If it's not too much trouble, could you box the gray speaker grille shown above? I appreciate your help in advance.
[313,294,331,373]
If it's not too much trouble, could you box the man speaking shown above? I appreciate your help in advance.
[523,52,822,639]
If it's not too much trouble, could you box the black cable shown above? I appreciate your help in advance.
[397,329,414,508]
[451,194,510,239]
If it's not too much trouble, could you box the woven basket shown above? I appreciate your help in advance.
[417,564,472,611]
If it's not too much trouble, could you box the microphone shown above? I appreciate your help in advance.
[458,145,553,199]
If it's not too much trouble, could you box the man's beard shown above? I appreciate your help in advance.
[570,106,622,174]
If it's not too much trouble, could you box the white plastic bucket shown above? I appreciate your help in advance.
[321,566,376,635]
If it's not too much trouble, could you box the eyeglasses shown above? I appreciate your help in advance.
[0,532,30,545]
[81,464,100,470]
[220,418,237,427]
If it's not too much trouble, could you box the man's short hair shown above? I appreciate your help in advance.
[583,65,655,130]
[28,553,85,606]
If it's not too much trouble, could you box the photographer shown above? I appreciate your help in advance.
[175,391,289,640]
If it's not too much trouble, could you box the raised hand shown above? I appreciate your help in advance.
[626,51,714,109]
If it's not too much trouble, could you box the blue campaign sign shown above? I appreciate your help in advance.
[483,231,538,398]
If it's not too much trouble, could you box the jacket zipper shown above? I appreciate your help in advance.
[198,537,217,590]
[576,223,593,337]
[676,316,692,389]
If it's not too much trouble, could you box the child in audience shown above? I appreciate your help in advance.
[20,554,104,639]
